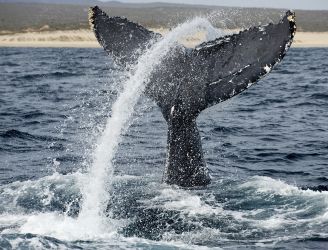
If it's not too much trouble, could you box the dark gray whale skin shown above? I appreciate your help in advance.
[89,6,296,187]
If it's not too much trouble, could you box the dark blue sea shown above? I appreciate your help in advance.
[0,47,328,249]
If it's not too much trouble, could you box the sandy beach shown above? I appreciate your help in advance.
[0,29,327,48]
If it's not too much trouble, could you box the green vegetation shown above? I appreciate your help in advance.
[0,2,327,34]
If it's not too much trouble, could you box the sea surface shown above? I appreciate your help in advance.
[0,46,328,249]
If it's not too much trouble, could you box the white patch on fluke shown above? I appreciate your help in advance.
[264,64,271,73]
[209,79,222,86]
[287,14,295,22]
[88,7,96,30]
[170,105,175,115]
[247,81,254,88]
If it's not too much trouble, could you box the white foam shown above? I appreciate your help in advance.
[1,174,326,246]
[237,176,328,229]
[147,187,222,216]
[19,213,118,241]
[241,176,328,197]
[162,226,224,249]
[0,172,81,214]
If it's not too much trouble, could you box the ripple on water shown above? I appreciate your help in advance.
[0,47,327,248]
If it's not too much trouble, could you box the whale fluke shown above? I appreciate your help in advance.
[89,6,296,187]
[190,11,296,110]
[89,6,161,67]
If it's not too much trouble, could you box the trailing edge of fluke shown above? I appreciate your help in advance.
[88,6,296,187]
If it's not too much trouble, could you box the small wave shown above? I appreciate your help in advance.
[255,152,285,158]
[235,107,257,112]
[291,101,322,107]
[50,72,82,78]
[301,185,328,192]
[259,136,282,142]
[274,69,294,75]
[302,235,328,242]
[252,168,310,177]
[1,130,38,140]
[0,231,204,249]
[22,121,41,126]
[241,176,328,196]
[0,129,62,142]
[310,79,327,85]
[0,62,20,67]
[55,155,83,164]
[15,72,80,81]
[145,187,222,216]
[310,93,328,100]
[0,233,81,249]
[0,173,81,215]
[21,111,45,119]
[285,152,321,161]
[211,125,244,133]
[256,98,286,106]
[307,66,319,71]
[0,167,14,173]
[317,177,328,182]
[0,112,16,117]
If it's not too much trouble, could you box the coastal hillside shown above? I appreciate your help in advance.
[0,2,327,33]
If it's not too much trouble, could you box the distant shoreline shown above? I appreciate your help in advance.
[1,29,328,48]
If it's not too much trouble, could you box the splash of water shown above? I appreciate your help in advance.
[10,17,221,241]
[77,17,220,233]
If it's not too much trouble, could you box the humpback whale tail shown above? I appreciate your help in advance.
[88,6,296,187]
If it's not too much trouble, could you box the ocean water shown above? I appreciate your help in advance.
[1,44,328,249]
